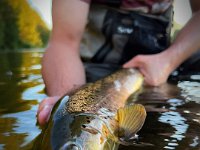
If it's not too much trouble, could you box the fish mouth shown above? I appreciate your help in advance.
[59,141,82,150]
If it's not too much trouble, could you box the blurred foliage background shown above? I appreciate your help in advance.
[0,0,50,50]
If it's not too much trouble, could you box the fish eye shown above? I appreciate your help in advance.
[60,142,81,150]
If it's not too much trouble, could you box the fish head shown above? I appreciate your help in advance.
[49,96,116,150]
[53,114,115,150]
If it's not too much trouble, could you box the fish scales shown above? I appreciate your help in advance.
[67,68,141,113]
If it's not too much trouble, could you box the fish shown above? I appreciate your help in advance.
[35,68,146,150]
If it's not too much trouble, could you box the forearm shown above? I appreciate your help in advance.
[41,0,89,97]
[42,42,86,97]
[38,0,90,125]
[162,10,200,71]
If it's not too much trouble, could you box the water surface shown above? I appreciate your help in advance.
[0,51,200,150]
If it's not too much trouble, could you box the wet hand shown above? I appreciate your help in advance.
[37,96,61,125]
[123,53,172,86]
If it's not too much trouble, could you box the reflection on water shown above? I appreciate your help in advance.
[178,81,200,103]
[0,51,200,150]
[0,51,46,149]
[159,99,189,149]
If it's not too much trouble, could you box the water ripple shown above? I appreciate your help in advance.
[159,99,189,149]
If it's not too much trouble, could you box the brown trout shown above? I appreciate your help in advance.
[35,68,146,150]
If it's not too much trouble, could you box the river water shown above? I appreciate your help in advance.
[0,51,200,150]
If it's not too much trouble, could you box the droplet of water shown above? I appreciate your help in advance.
[183,110,190,114]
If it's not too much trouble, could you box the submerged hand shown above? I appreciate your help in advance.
[37,96,61,125]
[123,53,173,86]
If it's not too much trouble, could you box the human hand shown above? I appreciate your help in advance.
[37,96,61,125]
[123,53,173,86]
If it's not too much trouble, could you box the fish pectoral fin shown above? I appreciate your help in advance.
[116,104,146,141]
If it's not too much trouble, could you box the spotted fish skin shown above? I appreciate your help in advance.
[67,68,143,113]
[35,68,145,150]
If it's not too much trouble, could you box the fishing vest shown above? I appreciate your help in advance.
[80,0,174,65]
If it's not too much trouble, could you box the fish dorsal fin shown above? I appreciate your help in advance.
[116,104,146,141]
